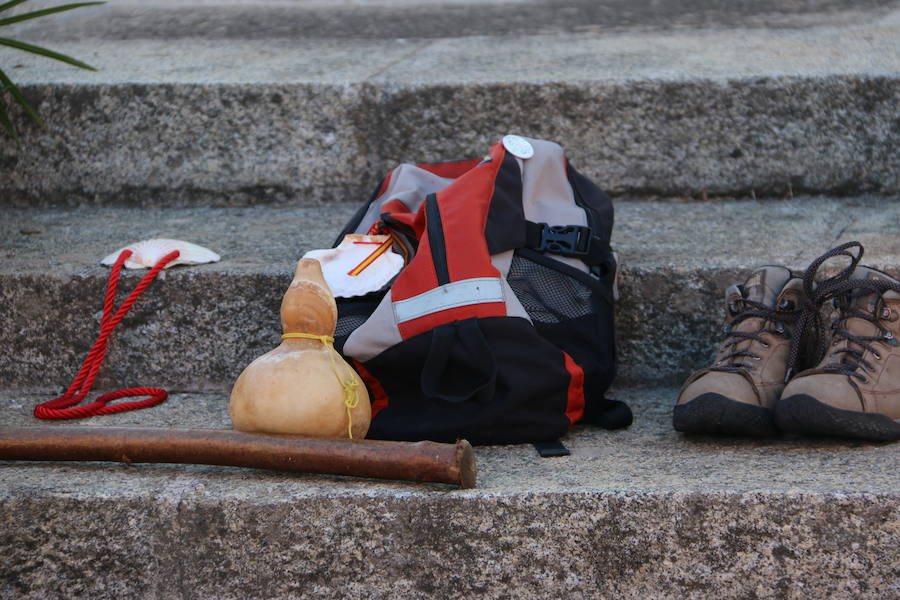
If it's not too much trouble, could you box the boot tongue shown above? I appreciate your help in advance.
[719,267,793,365]
[741,266,793,308]
[848,266,900,311]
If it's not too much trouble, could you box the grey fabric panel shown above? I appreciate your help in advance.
[488,251,533,322]
[500,276,532,323]
[520,137,590,274]
[343,289,403,362]
[352,164,455,234]
[491,249,514,278]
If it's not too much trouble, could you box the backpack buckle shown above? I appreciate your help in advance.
[536,223,592,257]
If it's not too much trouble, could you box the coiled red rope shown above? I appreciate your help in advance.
[34,249,180,420]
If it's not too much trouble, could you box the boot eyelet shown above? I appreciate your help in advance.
[873,352,882,360]
[881,308,892,320]
[885,331,894,340]
[774,323,785,334]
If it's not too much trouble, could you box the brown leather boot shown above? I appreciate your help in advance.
[674,266,804,436]
[777,265,900,441]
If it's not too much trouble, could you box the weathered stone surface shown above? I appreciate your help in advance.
[1,386,897,599]
[1,14,898,205]
[0,81,381,207]
[8,0,897,40]
[2,197,899,390]
[3,490,896,600]
[366,76,900,200]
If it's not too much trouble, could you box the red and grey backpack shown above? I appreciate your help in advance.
[333,136,632,453]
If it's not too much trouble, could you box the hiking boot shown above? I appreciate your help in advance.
[777,265,900,442]
[674,266,804,436]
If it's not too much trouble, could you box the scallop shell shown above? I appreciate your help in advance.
[101,239,221,269]
[303,234,403,298]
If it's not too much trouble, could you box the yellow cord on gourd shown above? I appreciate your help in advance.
[281,332,360,439]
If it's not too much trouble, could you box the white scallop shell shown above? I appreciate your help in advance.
[304,234,403,298]
[101,239,221,269]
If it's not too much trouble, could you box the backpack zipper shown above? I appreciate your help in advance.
[425,193,451,285]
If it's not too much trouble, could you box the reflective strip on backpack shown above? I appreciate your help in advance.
[393,277,504,323]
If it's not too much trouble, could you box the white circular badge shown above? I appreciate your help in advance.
[502,134,534,159]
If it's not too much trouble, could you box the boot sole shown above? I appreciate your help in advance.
[673,392,777,437]
[776,394,900,442]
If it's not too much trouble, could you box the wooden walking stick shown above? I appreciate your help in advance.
[0,427,477,489]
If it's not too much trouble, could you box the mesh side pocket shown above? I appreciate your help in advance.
[507,255,594,323]
[335,313,369,339]
[334,294,384,352]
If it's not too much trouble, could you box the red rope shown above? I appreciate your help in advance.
[34,249,181,420]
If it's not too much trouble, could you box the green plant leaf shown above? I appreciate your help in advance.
[0,95,18,140]
[0,0,29,15]
[0,66,41,125]
[0,36,96,70]
[0,3,104,27]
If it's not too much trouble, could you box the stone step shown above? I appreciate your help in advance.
[8,0,896,40]
[1,384,897,599]
[0,7,897,205]
[2,196,898,391]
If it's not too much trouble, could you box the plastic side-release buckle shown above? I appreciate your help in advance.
[536,223,591,257]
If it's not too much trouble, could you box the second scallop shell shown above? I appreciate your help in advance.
[101,239,221,269]
[303,234,403,298]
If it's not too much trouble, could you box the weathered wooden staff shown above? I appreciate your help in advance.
[0,427,476,489]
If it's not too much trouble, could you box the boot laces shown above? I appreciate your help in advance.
[711,298,796,373]
[785,241,900,382]
[819,280,900,382]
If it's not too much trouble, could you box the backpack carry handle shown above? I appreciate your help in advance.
[421,319,498,405]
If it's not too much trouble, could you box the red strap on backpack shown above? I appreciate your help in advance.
[390,142,508,340]
[34,249,180,420]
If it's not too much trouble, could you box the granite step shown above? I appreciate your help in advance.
[2,196,899,391]
[0,4,897,205]
[1,384,897,599]
[9,0,898,40]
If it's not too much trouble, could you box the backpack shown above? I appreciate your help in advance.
[331,136,632,451]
